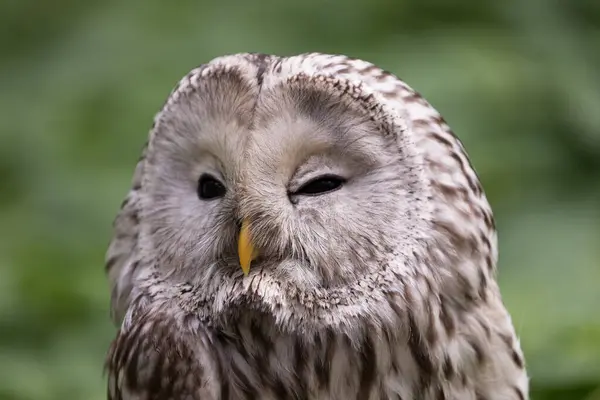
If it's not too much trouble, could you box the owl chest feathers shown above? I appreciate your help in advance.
[207,316,525,400]
[107,293,527,400]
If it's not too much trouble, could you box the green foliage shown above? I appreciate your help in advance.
[0,0,598,399]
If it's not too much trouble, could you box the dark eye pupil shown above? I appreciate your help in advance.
[296,175,345,196]
[197,174,226,200]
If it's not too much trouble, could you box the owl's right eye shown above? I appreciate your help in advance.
[197,174,226,200]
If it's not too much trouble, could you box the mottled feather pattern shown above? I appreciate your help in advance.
[106,145,146,324]
[105,53,528,399]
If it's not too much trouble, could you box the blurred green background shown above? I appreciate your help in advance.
[1,0,599,399]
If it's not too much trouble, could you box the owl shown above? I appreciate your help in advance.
[104,53,528,399]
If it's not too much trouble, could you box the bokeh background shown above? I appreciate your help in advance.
[1,0,599,399]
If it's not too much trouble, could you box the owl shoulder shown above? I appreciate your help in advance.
[105,299,223,400]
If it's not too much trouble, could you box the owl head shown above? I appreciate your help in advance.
[107,53,497,336]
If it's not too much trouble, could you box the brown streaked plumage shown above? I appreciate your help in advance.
[105,53,528,399]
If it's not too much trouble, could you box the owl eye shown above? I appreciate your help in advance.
[197,174,226,200]
[295,175,346,196]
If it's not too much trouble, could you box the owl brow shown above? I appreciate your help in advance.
[336,128,371,150]
[333,128,389,166]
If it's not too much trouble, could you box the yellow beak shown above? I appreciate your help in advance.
[238,219,258,276]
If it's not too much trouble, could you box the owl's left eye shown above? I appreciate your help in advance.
[197,174,226,200]
[294,175,346,196]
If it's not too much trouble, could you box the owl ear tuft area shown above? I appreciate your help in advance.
[272,72,404,142]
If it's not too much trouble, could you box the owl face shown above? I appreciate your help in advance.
[141,67,425,292]
[108,53,496,335]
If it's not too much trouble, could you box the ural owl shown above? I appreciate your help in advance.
[104,53,528,399]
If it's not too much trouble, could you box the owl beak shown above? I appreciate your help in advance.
[238,219,258,276]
